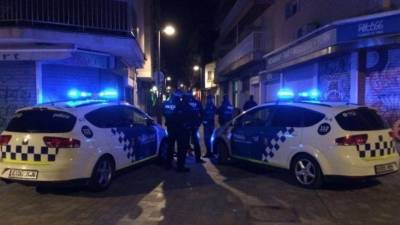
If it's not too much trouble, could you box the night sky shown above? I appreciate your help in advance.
[159,0,218,88]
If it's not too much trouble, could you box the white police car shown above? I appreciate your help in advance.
[0,100,167,191]
[212,100,399,188]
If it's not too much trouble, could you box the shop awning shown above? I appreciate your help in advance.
[261,10,400,74]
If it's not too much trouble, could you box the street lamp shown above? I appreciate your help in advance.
[157,24,176,94]
[163,25,176,36]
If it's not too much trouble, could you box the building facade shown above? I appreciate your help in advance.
[214,0,400,126]
[0,0,149,130]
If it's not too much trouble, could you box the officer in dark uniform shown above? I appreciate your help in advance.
[185,92,204,163]
[162,91,179,169]
[203,95,217,158]
[174,92,193,172]
[243,95,258,111]
[217,95,234,126]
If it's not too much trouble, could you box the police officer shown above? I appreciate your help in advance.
[185,92,204,163]
[162,91,181,169]
[203,95,217,158]
[217,95,234,126]
[174,92,193,172]
[243,95,258,111]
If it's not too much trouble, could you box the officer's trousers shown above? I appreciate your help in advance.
[177,129,190,169]
[190,127,202,161]
[203,124,214,155]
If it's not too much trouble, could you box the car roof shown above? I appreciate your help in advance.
[255,101,364,115]
[16,100,141,116]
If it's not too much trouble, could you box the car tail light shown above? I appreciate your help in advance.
[335,134,368,146]
[43,137,80,148]
[0,135,11,146]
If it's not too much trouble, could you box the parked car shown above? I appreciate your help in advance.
[212,101,399,188]
[0,100,168,191]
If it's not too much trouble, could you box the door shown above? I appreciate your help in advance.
[230,107,273,160]
[130,108,157,160]
[114,106,157,164]
[266,106,303,166]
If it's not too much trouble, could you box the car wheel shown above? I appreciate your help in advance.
[291,155,323,189]
[89,156,115,192]
[215,140,229,165]
[157,139,169,165]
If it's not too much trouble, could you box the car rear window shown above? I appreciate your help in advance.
[6,109,77,133]
[335,108,389,131]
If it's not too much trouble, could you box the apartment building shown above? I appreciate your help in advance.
[0,0,152,130]
[214,0,400,125]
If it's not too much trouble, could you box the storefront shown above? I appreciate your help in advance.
[261,10,400,127]
[0,46,133,131]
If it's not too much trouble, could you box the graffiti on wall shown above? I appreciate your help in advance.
[0,67,36,131]
[366,48,400,127]
[0,87,34,130]
[318,54,351,102]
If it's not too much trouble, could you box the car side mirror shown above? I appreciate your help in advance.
[146,118,155,126]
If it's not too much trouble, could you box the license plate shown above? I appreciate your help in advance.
[8,169,38,180]
[375,163,396,175]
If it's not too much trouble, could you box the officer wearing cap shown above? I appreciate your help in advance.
[203,95,217,158]
[217,95,234,126]
[184,92,204,163]
[162,91,182,169]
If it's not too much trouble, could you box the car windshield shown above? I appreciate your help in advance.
[335,107,389,131]
[5,109,77,133]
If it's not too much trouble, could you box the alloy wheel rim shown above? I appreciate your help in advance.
[295,159,316,185]
[97,160,112,187]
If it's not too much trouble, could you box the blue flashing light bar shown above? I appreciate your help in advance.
[67,89,93,99]
[309,89,320,99]
[298,89,320,100]
[98,88,119,99]
[68,89,80,99]
[277,88,295,100]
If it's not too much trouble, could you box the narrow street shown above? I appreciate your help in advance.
[0,158,399,225]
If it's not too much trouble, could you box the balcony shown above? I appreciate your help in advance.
[0,0,131,36]
[216,31,268,75]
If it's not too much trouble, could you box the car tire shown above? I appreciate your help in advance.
[157,139,169,165]
[215,140,230,165]
[291,154,323,189]
[89,156,115,192]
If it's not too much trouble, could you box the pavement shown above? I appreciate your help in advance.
[0,156,400,225]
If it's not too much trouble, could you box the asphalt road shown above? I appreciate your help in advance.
[0,156,399,225]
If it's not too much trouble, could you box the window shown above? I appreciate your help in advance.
[270,106,324,128]
[86,106,150,128]
[6,109,76,133]
[85,106,132,128]
[285,0,299,19]
[132,109,148,126]
[235,107,272,128]
[335,108,389,131]
[303,109,325,127]
[271,106,303,127]
[207,71,213,81]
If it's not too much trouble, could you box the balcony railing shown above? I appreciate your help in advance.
[217,31,268,75]
[0,0,131,36]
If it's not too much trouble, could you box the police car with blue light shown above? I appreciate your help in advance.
[212,89,399,188]
[0,89,167,191]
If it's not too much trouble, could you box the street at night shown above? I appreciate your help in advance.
[0,159,399,225]
[1,0,400,225]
